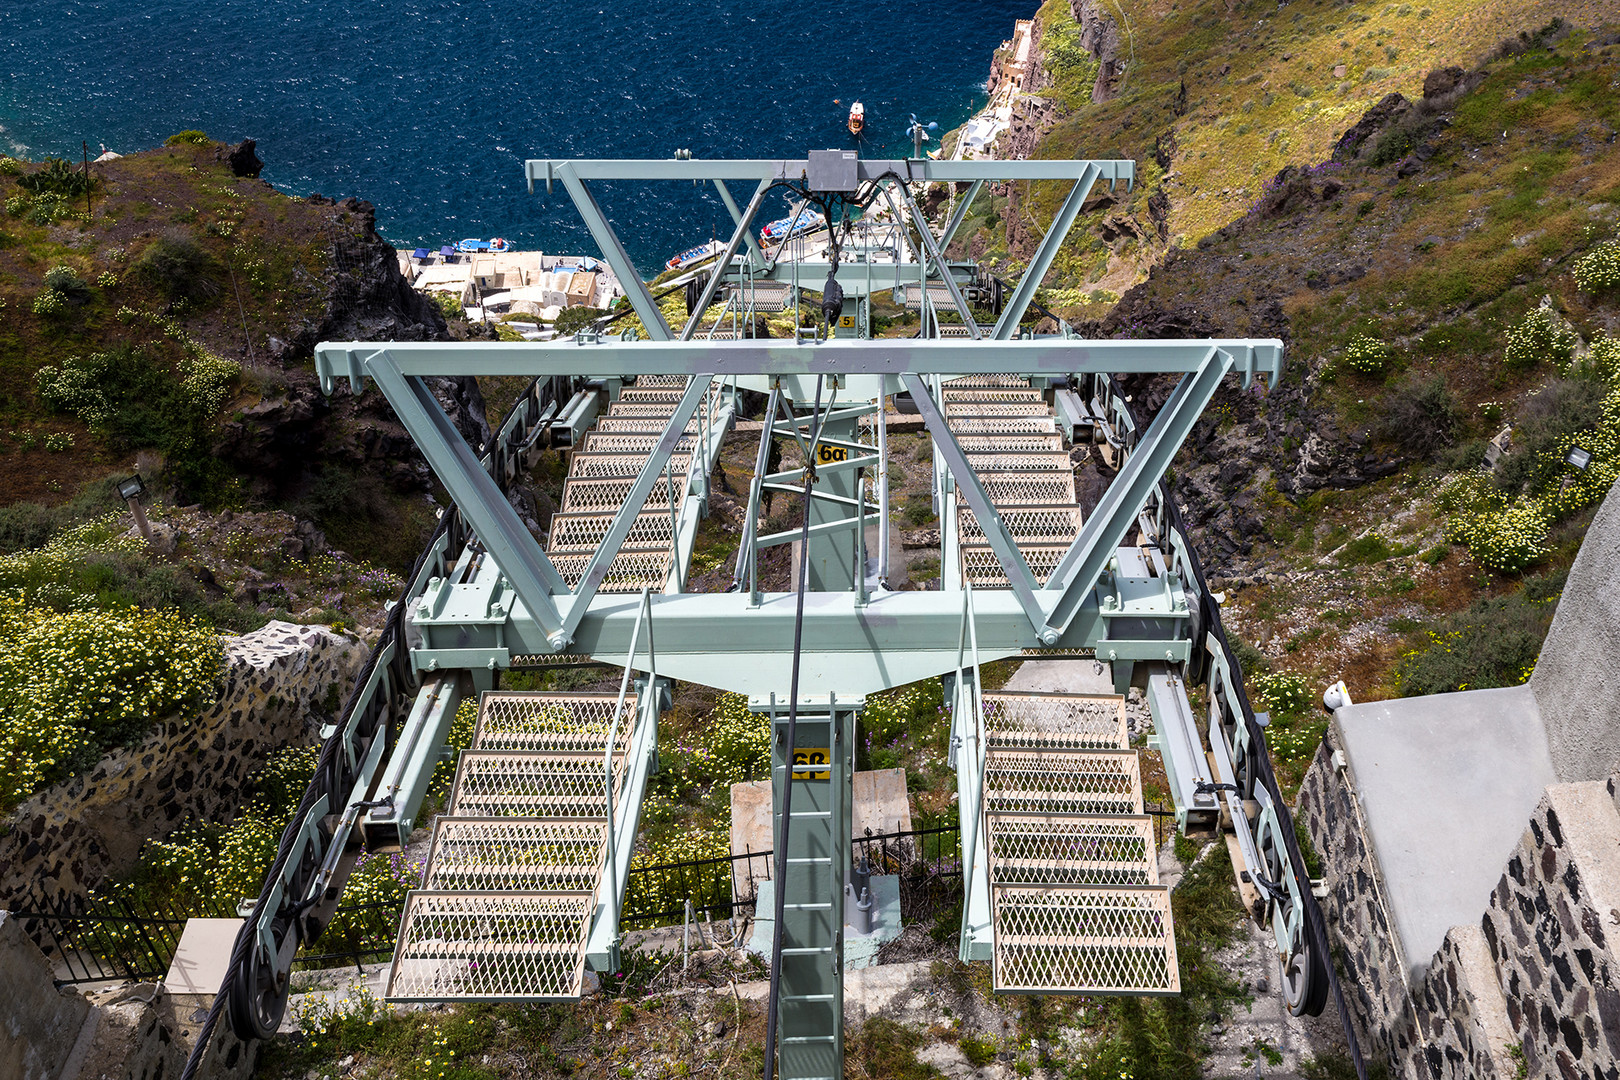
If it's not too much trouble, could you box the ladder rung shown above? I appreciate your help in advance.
[780,903,834,910]
[780,1035,839,1044]
[786,857,833,864]
[780,994,837,1002]
[780,947,836,955]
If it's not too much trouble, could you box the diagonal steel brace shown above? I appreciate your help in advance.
[899,372,1048,638]
[559,377,715,639]
[1039,347,1232,639]
[364,350,570,645]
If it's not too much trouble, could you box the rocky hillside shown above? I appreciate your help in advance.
[0,136,488,567]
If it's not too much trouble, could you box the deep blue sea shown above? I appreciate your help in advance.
[0,0,1033,271]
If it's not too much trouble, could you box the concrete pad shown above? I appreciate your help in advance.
[1002,658,1117,695]
[1333,684,1555,981]
[730,769,912,895]
[746,875,901,969]
[164,918,244,995]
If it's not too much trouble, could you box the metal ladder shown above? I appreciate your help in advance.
[764,697,854,1080]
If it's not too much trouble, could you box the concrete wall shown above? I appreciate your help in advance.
[1530,488,1620,784]
[0,621,365,910]
[0,910,92,1080]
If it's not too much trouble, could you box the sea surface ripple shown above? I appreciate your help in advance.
[1,0,1033,269]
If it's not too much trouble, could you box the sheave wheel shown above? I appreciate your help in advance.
[227,922,290,1040]
[1281,925,1331,1017]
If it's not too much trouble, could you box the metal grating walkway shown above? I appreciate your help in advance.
[386,691,649,1002]
[940,378,1081,589]
[542,377,726,591]
[978,691,1179,995]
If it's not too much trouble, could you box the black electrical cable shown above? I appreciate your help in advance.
[761,375,826,1080]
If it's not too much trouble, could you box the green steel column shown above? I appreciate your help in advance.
[770,701,852,1080]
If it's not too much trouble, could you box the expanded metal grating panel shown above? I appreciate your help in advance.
[549,550,675,592]
[568,452,692,479]
[955,434,1065,453]
[447,751,620,818]
[547,510,678,553]
[629,374,690,387]
[579,432,699,456]
[962,451,1074,474]
[978,473,1078,505]
[614,388,687,405]
[942,388,1046,404]
[944,375,1035,389]
[475,692,635,754]
[981,691,1128,750]
[945,401,1051,418]
[947,417,1060,436]
[960,545,1070,588]
[422,817,608,892]
[559,478,638,512]
[984,749,1142,816]
[991,886,1179,995]
[603,402,684,417]
[958,506,1081,546]
[386,891,594,1001]
[986,814,1158,887]
[593,416,700,434]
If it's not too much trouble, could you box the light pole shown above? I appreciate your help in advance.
[118,472,152,542]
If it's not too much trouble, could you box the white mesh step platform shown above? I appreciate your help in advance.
[548,510,679,554]
[593,416,701,434]
[981,691,1129,751]
[446,750,621,818]
[961,450,1074,474]
[955,434,1065,453]
[474,692,634,754]
[991,885,1179,995]
[945,374,1037,389]
[568,451,693,480]
[946,401,1050,418]
[978,473,1078,505]
[941,388,1046,404]
[959,545,1070,588]
[387,891,595,1002]
[983,748,1142,816]
[986,813,1158,887]
[422,817,608,891]
[958,506,1081,547]
[579,432,700,456]
[946,417,1059,436]
[549,549,675,592]
[559,477,640,513]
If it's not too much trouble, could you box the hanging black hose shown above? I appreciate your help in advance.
[762,375,826,1080]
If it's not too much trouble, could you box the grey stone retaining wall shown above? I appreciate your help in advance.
[0,620,365,909]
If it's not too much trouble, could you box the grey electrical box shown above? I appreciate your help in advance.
[807,149,859,193]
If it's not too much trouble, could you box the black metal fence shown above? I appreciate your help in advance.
[9,823,965,986]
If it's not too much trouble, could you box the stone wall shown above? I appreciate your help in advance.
[0,621,365,910]
[1297,736,1409,1065]
[1483,780,1620,1079]
[1302,734,1620,1078]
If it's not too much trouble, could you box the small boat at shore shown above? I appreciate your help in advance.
[666,240,725,271]
[761,209,826,243]
[848,101,865,136]
[456,237,510,253]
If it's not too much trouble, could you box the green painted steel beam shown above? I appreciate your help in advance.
[526,157,1135,185]
[365,355,571,646]
[555,162,672,340]
[990,162,1102,339]
[315,339,1284,387]
[1040,348,1230,641]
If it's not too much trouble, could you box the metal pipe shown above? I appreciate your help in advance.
[735,386,781,592]
[876,403,890,588]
